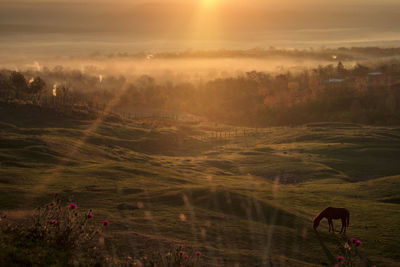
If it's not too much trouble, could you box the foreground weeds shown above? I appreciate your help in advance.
[0,195,204,266]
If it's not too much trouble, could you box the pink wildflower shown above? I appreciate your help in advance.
[351,238,358,243]
[48,219,57,225]
[179,251,184,256]
[355,240,362,246]
[196,251,201,256]
[184,255,188,259]
[103,220,110,226]
[87,213,94,219]
[70,203,77,209]
[337,256,344,262]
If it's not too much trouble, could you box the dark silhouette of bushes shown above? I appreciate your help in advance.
[0,195,106,266]
[0,196,205,266]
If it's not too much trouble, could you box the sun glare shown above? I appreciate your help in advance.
[178,0,223,48]
[201,0,221,9]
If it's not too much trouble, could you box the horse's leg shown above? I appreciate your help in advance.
[330,219,335,233]
[328,219,333,233]
[340,218,345,233]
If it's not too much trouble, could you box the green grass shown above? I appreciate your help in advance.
[0,103,399,266]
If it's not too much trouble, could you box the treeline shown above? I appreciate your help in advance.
[87,46,400,61]
[0,68,116,109]
[1,60,400,126]
[184,62,400,125]
[0,71,46,104]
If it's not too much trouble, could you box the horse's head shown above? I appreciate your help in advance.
[312,217,320,230]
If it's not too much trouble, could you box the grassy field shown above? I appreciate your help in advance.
[0,103,399,266]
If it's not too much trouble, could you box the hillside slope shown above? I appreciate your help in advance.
[0,102,399,266]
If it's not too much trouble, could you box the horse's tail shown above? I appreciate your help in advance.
[346,212,350,227]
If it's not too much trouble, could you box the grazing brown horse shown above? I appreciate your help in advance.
[313,207,350,233]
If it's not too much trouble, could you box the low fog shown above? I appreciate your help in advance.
[0,57,339,84]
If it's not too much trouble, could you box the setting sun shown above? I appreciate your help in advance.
[202,0,219,8]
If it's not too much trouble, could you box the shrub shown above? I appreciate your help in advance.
[0,196,206,266]
[0,195,107,266]
[333,238,375,267]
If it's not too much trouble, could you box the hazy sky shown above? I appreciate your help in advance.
[1,0,400,57]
